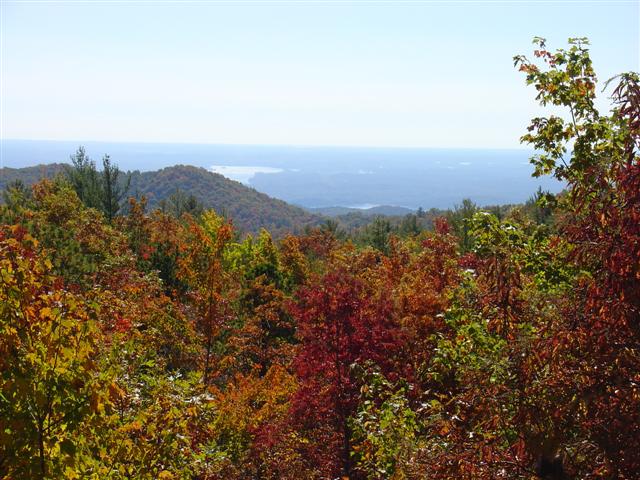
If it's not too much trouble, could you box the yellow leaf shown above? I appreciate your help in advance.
[64,467,79,479]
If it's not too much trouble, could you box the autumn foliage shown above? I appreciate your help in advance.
[1,39,639,479]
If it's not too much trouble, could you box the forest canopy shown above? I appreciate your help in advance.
[1,38,639,479]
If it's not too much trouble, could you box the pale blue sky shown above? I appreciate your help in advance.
[1,1,638,148]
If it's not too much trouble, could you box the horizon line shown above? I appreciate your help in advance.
[1,137,532,152]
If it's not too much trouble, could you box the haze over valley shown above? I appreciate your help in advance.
[2,140,563,210]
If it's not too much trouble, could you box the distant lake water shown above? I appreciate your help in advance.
[348,203,382,209]
[1,140,564,209]
[209,165,284,184]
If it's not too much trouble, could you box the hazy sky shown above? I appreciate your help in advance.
[1,1,638,148]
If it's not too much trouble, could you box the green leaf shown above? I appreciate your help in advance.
[60,438,76,456]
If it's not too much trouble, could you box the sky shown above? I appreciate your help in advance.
[1,0,639,149]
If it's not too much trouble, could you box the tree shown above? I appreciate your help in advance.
[351,366,418,479]
[159,188,203,219]
[66,146,101,210]
[290,269,402,478]
[446,198,478,253]
[524,187,556,226]
[0,226,108,478]
[100,155,131,223]
[515,37,640,477]
[65,147,130,222]
[177,210,236,384]
[0,180,33,225]
[366,217,392,253]
[399,213,421,237]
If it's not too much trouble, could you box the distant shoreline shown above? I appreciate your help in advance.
[1,139,560,210]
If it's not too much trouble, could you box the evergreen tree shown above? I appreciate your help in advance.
[65,147,130,222]
[367,216,392,253]
[446,198,478,252]
[101,154,131,222]
[66,147,101,210]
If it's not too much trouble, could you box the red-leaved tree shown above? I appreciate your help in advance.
[290,269,403,479]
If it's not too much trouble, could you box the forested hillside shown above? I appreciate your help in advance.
[128,165,320,234]
[307,205,416,217]
[1,39,639,480]
[1,163,320,235]
[0,163,66,189]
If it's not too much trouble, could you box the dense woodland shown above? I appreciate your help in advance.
[1,39,639,479]
[0,158,525,245]
[0,162,321,236]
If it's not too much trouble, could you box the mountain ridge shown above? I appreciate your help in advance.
[0,163,321,235]
[306,205,415,217]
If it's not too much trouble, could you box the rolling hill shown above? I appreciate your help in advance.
[0,163,321,235]
[307,205,415,217]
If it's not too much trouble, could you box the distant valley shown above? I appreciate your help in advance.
[307,205,415,217]
[2,140,564,210]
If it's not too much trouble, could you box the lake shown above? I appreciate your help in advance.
[1,140,564,209]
